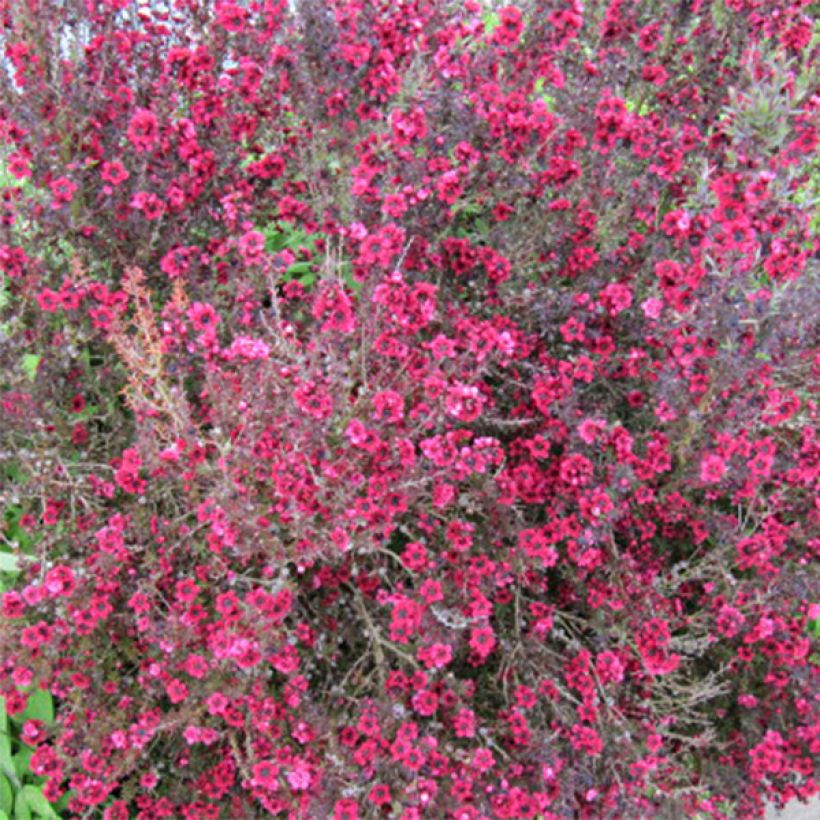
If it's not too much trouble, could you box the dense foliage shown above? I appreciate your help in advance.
[0,0,818,817]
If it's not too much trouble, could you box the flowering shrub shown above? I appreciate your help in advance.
[0,0,818,818]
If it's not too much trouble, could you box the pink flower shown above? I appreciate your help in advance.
[238,229,266,265]
[599,282,633,316]
[700,453,727,484]
[49,176,77,209]
[492,6,524,46]
[183,726,202,745]
[127,108,159,152]
[445,383,485,422]
[454,708,476,738]
[418,642,453,669]
[560,453,594,487]
[286,760,312,791]
[140,771,158,790]
[596,651,625,685]
[215,1,248,32]
[44,565,76,597]
[252,760,280,790]
[391,107,427,147]
[7,152,30,179]
[641,297,664,319]
[578,418,607,444]
[293,380,334,420]
[101,161,129,186]
[206,692,228,716]
[569,724,603,756]
[184,654,209,679]
[469,625,496,660]
[165,678,188,704]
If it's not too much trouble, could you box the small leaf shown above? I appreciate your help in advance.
[17,788,57,819]
[0,773,12,814]
[285,262,313,278]
[483,11,500,34]
[0,698,15,783]
[18,691,54,726]
[12,791,31,820]
[52,792,73,814]
[12,748,33,781]
[281,229,306,250]
[21,355,40,382]
[342,270,362,294]
[0,554,21,573]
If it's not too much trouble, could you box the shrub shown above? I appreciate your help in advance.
[0,0,817,817]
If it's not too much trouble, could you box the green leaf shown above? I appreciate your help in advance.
[16,788,57,819]
[483,11,500,34]
[0,699,15,785]
[342,270,362,295]
[283,231,310,251]
[18,691,54,726]
[0,554,21,574]
[20,355,40,382]
[12,748,32,781]
[0,773,13,815]
[239,152,261,169]
[12,791,31,820]
[1,809,10,820]
[625,99,651,116]
[52,792,72,814]
[3,461,25,483]
[285,262,313,277]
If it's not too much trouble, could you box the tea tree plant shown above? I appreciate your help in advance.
[0,1,817,818]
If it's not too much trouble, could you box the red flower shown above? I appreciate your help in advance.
[700,454,727,484]
[165,678,188,704]
[7,151,31,179]
[1,591,25,619]
[215,2,248,32]
[454,708,476,738]
[49,176,77,208]
[333,799,360,820]
[469,625,496,660]
[493,6,524,46]
[127,108,159,152]
[570,724,603,756]
[252,760,280,790]
[368,784,392,806]
[401,747,426,771]
[100,161,129,186]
